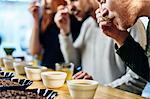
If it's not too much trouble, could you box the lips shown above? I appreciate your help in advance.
[74,10,80,16]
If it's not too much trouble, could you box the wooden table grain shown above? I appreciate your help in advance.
[2,69,146,99]
[27,81,145,99]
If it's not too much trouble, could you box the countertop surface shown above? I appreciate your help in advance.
[2,69,146,99]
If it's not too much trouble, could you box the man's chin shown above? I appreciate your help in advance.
[75,16,83,21]
[117,25,128,31]
[113,17,134,31]
[118,18,138,31]
[115,21,132,31]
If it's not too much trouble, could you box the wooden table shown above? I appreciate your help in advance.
[2,69,146,99]
[27,81,145,99]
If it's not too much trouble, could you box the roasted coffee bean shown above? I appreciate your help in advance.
[0,90,46,99]
[0,79,20,86]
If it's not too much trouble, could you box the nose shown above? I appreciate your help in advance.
[67,3,77,15]
[101,8,109,17]
[70,5,76,13]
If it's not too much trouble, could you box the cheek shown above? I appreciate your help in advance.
[106,1,119,12]
[79,1,90,12]
[107,0,130,17]
[51,2,60,12]
[107,1,128,21]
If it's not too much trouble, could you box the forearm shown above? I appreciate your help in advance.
[59,34,80,67]
[113,30,129,47]
[116,35,150,81]
[29,21,41,55]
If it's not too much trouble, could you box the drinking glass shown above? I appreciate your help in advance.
[55,63,74,80]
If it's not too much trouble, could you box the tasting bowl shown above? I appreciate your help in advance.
[41,71,67,88]
[25,66,47,81]
[67,80,98,99]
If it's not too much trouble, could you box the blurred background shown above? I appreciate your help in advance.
[0,0,149,57]
[0,0,33,57]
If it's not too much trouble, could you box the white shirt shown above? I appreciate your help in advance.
[59,17,147,85]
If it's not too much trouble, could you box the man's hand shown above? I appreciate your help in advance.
[95,8,129,47]
[54,5,71,36]
[73,71,93,80]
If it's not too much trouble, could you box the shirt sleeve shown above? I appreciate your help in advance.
[58,34,81,67]
[105,67,147,94]
[116,35,150,81]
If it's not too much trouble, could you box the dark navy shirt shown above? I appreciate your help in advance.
[39,15,82,69]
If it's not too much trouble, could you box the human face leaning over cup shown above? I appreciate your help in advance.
[41,0,66,14]
[67,0,93,21]
[96,0,139,31]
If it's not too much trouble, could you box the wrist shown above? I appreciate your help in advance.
[60,29,70,36]
[34,19,39,25]
[114,31,129,47]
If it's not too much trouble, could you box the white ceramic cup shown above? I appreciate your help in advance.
[41,71,67,88]
[13,61,26,75]
[67,80,98,99]
[25,66,47,81]
[3,57,14,70]
[0,57,4,67]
